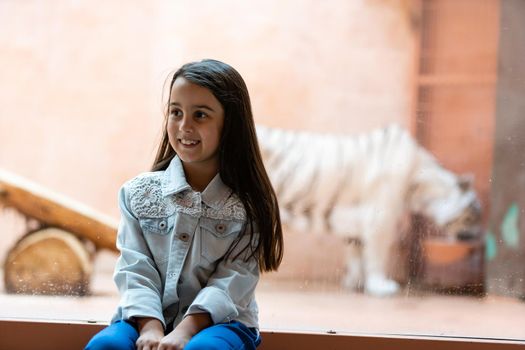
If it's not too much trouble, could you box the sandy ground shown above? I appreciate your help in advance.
[1,253,524,341]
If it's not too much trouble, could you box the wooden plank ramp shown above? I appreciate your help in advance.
[0,168,118,252]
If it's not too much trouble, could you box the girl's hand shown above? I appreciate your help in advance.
[158,328,192,350]
[158,313,213,350]
[135,317,165,350]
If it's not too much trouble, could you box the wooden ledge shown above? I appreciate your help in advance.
[0,319,524,350]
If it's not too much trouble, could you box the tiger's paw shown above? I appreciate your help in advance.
[364,275,400,297]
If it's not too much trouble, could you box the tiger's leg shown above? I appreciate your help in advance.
[360,208,400,297]
[342,239,364,291]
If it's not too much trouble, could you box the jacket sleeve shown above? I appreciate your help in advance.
[113,184,166,328]
[185,229,260,324]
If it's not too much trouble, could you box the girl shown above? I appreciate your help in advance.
[85,59,283,350]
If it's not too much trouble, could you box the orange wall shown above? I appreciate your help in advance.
[415,0,499,220]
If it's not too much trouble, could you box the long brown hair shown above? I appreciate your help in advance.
[152,59,283,272]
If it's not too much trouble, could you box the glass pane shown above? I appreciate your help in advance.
[1,0,524,342]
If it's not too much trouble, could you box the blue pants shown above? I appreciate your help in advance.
[84,320,261,350]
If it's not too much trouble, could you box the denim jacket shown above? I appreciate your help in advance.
[111,156,259,329]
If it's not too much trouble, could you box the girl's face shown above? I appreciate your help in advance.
[167,77,225,174]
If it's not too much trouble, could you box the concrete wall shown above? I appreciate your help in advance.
[0,1,418,266]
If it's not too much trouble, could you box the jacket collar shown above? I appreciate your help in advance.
[161,156,232,210]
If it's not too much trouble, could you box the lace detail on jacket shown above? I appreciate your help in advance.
[127,173,246,221]
[204,197,246,221]
[128,174,173,217]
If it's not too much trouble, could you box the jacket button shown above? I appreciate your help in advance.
[215,223,226,233]
[179,233,189,242]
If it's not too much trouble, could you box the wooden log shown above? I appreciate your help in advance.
[4,228,93,295]
[0,169,118,252]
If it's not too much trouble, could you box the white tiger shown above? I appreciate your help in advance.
[256,124,482,297]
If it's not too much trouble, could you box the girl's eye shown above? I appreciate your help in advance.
[169,109,182,117]
[195,111,207,119]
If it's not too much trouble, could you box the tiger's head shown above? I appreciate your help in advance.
[439,191,482,240]
[410,159,483,240]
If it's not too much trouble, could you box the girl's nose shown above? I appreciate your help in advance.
[179,116,193,132]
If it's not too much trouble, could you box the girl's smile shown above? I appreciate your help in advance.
[179,138,200,146]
